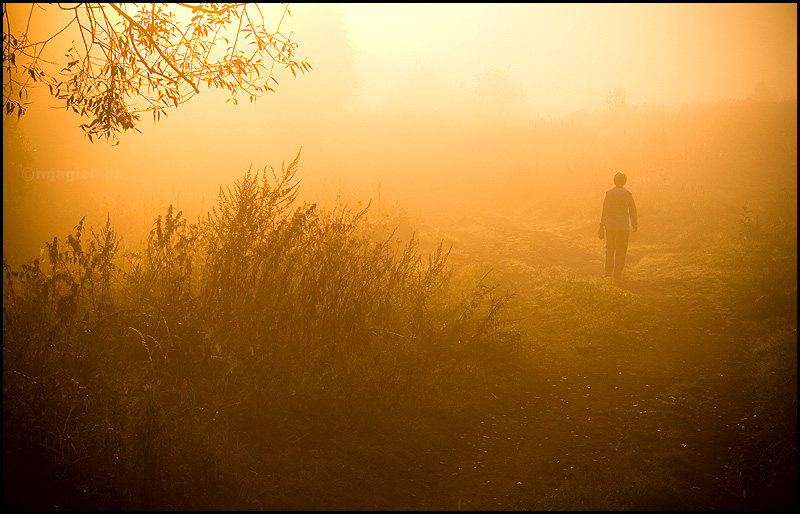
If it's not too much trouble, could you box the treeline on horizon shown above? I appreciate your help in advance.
[325,96,797,215]
[3,96,796,267]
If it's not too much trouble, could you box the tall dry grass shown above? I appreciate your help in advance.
[3,151,522,509]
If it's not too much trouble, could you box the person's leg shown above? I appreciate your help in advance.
[605,231,616,277]
[613,230,630,279]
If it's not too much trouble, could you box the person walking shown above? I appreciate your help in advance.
[599,172,637,279]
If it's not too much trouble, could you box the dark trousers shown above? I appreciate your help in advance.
[605,229,630,278]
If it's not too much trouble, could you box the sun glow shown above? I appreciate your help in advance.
[3,3,797,510]
[336,2,797,117]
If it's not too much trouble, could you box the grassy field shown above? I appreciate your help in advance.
[3,100,796,510]
[398,190,796,510]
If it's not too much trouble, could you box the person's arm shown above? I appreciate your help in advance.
[601,193,609,227]
[629,193,638,232]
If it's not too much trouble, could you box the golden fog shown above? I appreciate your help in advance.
[3,4,798,510]
[3,3,797,262]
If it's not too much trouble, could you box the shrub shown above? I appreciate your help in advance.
[3,151,521,509]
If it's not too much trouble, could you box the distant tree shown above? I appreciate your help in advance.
[271,3,358,115]
[469,66,523,119]
[749,81,774,103]
[380,63,462,114]
[605,86,627,112]
[2,3,312,143]
[2,118,35,200]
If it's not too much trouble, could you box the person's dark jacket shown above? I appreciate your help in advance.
[601,186,637,232]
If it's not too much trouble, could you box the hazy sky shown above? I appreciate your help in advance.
[2,2,797,263]
[5,3,797,119]
[335,2,797,117]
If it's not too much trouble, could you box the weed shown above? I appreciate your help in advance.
[3,151,522,509]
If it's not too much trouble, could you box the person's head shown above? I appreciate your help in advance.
[613,172,627,187]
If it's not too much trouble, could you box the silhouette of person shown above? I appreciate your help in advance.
[599,172,637,279]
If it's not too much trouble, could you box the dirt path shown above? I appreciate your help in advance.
[371,281,753,510]
[357,210,781,510]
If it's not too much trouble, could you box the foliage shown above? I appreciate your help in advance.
[605,85,627,112]
[3,152,522,509]
[734,206,797,320]
[2,3,312,143]
[470,66,523,119]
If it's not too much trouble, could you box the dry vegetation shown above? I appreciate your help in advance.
[3,98,796,510]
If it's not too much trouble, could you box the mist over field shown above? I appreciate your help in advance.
[3,3,797,264]
[3,3,797,511]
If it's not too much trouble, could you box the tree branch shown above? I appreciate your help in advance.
[174,3,246,16]
[108,2,199,94]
